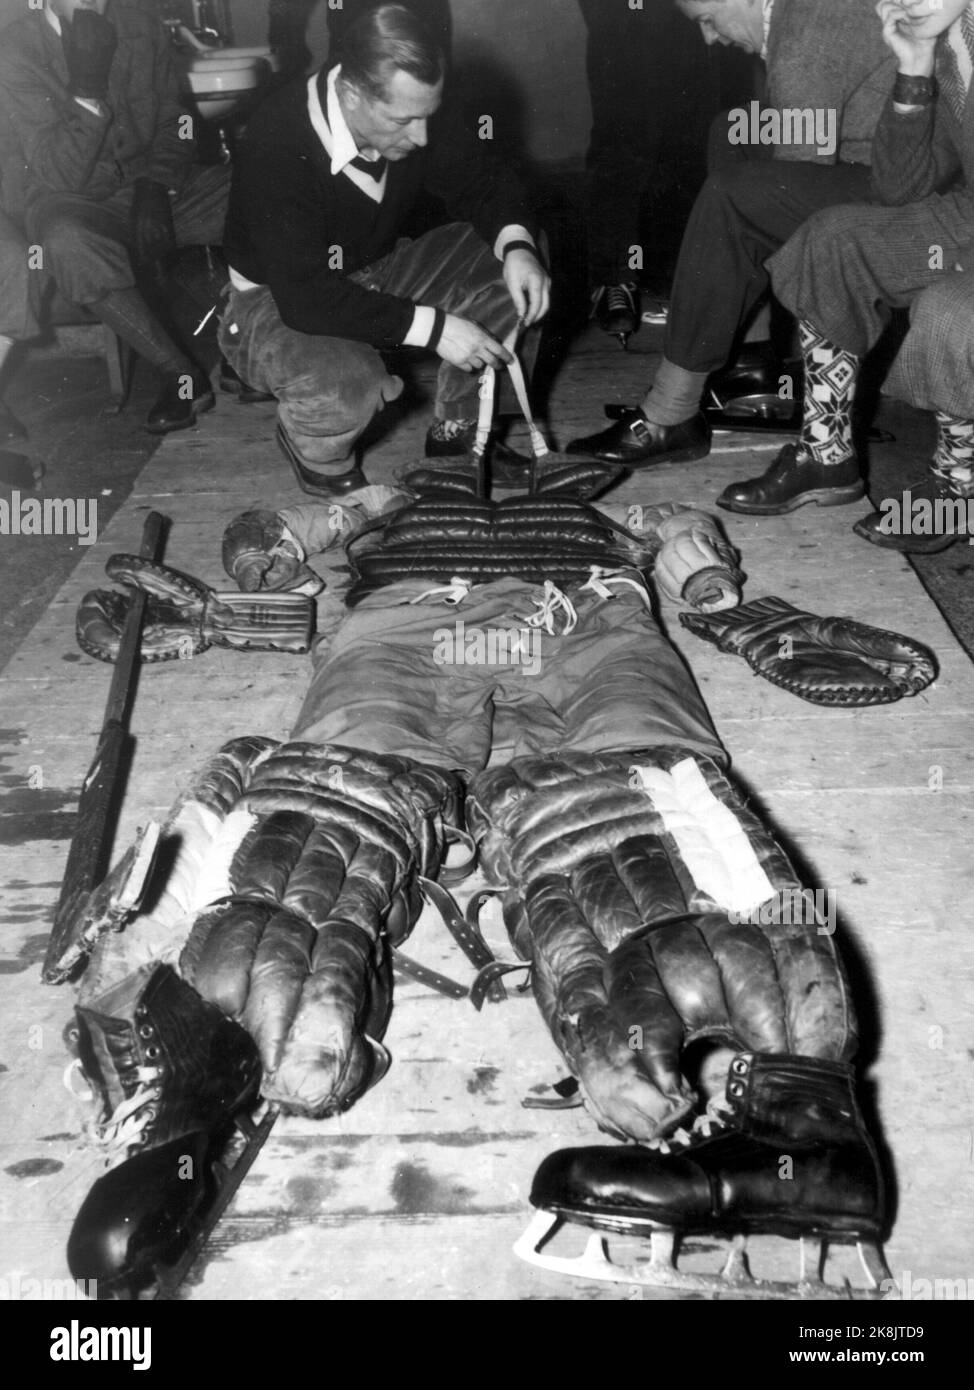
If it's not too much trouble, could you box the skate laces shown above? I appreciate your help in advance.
[646,1096,735,1154]
[410,576,472,607]
[591,283,637,318]
[519,581,578,636]
[580,566,653,610]
[96,1065,165,1159]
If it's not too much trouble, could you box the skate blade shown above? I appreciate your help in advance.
[150,1106,278,1300]
[514,1210,892,1301]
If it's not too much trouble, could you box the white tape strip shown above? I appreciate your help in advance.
[631,758,775,914]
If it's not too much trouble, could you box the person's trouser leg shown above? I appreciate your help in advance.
[0,209,42,342]
[218,284,404,474]
[718,197,973,514]
[362,222,528,421]
[29,193,194,375]
[639,161,873,427]
[290,578,497,772]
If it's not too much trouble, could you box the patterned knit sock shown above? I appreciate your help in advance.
[932,412,974,497]
[798,320,859,466]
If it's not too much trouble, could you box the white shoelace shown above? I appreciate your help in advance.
[518,581,578,636]
[410,576,472,607]
[96,1065,164,1160]
[579,565,653,610]
[645,1097,735,1155]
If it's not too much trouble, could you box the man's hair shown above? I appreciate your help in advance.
[338,4,444,100]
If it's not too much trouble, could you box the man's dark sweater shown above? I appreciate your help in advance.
[223,75,537,348]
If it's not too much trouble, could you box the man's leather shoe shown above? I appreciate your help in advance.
[275,423,367,497]
[0,398,27,446]
[219,357,275,404]
[717,443,864,515]
[566,408,711,467]
[853,474,970,553]
[145,370,216,435]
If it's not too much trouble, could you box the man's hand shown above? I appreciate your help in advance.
[876,0,937,76]
[503,247,551,326]
[130,178,178,270]
[436,315,513,372]
[62,8,118,101]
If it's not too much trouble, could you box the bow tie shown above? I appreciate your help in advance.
[349,153,387,178]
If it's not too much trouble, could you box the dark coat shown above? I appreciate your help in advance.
[0,0,196,221]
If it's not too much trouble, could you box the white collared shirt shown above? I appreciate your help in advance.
[313,65,389,204]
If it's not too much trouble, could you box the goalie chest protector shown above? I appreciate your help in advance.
[345,497,651,604]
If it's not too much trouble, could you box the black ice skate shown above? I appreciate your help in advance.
[516,1051,895,1299]
[67,963,268,1299]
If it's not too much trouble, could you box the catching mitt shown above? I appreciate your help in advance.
[680,595,937,705]
[77,555,315,663]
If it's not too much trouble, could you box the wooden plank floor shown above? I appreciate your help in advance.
[2,324,973,1300]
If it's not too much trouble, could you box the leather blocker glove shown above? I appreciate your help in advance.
[651,507,743,613]
[62,8,118,100]
[467,748,855,1142]
[129,178,178,270]
[76,555,315,662]
[222,489,408,595]
[680,595,937,706]
[77,738,465,1117]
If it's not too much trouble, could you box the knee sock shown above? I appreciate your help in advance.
[933,412,974,496]
[91,288,192,376]
[640,357,708,427]
[798,319,859,465]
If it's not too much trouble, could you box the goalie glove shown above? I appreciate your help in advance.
[221,489,408,595]
[680,595,937,706]
[77,556,315,662]
[651,507,743,613]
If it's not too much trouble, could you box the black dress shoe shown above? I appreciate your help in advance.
[591,283,640,347]
[145,370,216,435]
[853,474,971,553]
[275,423,367,497]
[219,357,275,404]
[0,398,27,446]
[567,408,711,467]
[717,443,864,515]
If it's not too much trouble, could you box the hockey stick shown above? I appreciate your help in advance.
[42,510,169,984]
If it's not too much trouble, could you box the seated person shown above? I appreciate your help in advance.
[219,2,550,498]
[0,0,231,434]
[720,0,974,548]
[567,0,895,465]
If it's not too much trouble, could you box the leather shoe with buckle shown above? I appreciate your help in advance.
[275,423,367,497]
[566,408,711,467]
[717,443,864,515]
[145,369,216,435]
[853,474,971,553]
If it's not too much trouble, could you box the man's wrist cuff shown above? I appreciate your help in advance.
[503,240,539,259]
[427,308,446,350]
[403,304,436,349]
[893,72,935,106]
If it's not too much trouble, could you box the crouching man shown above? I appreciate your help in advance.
[220,3,550,497]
